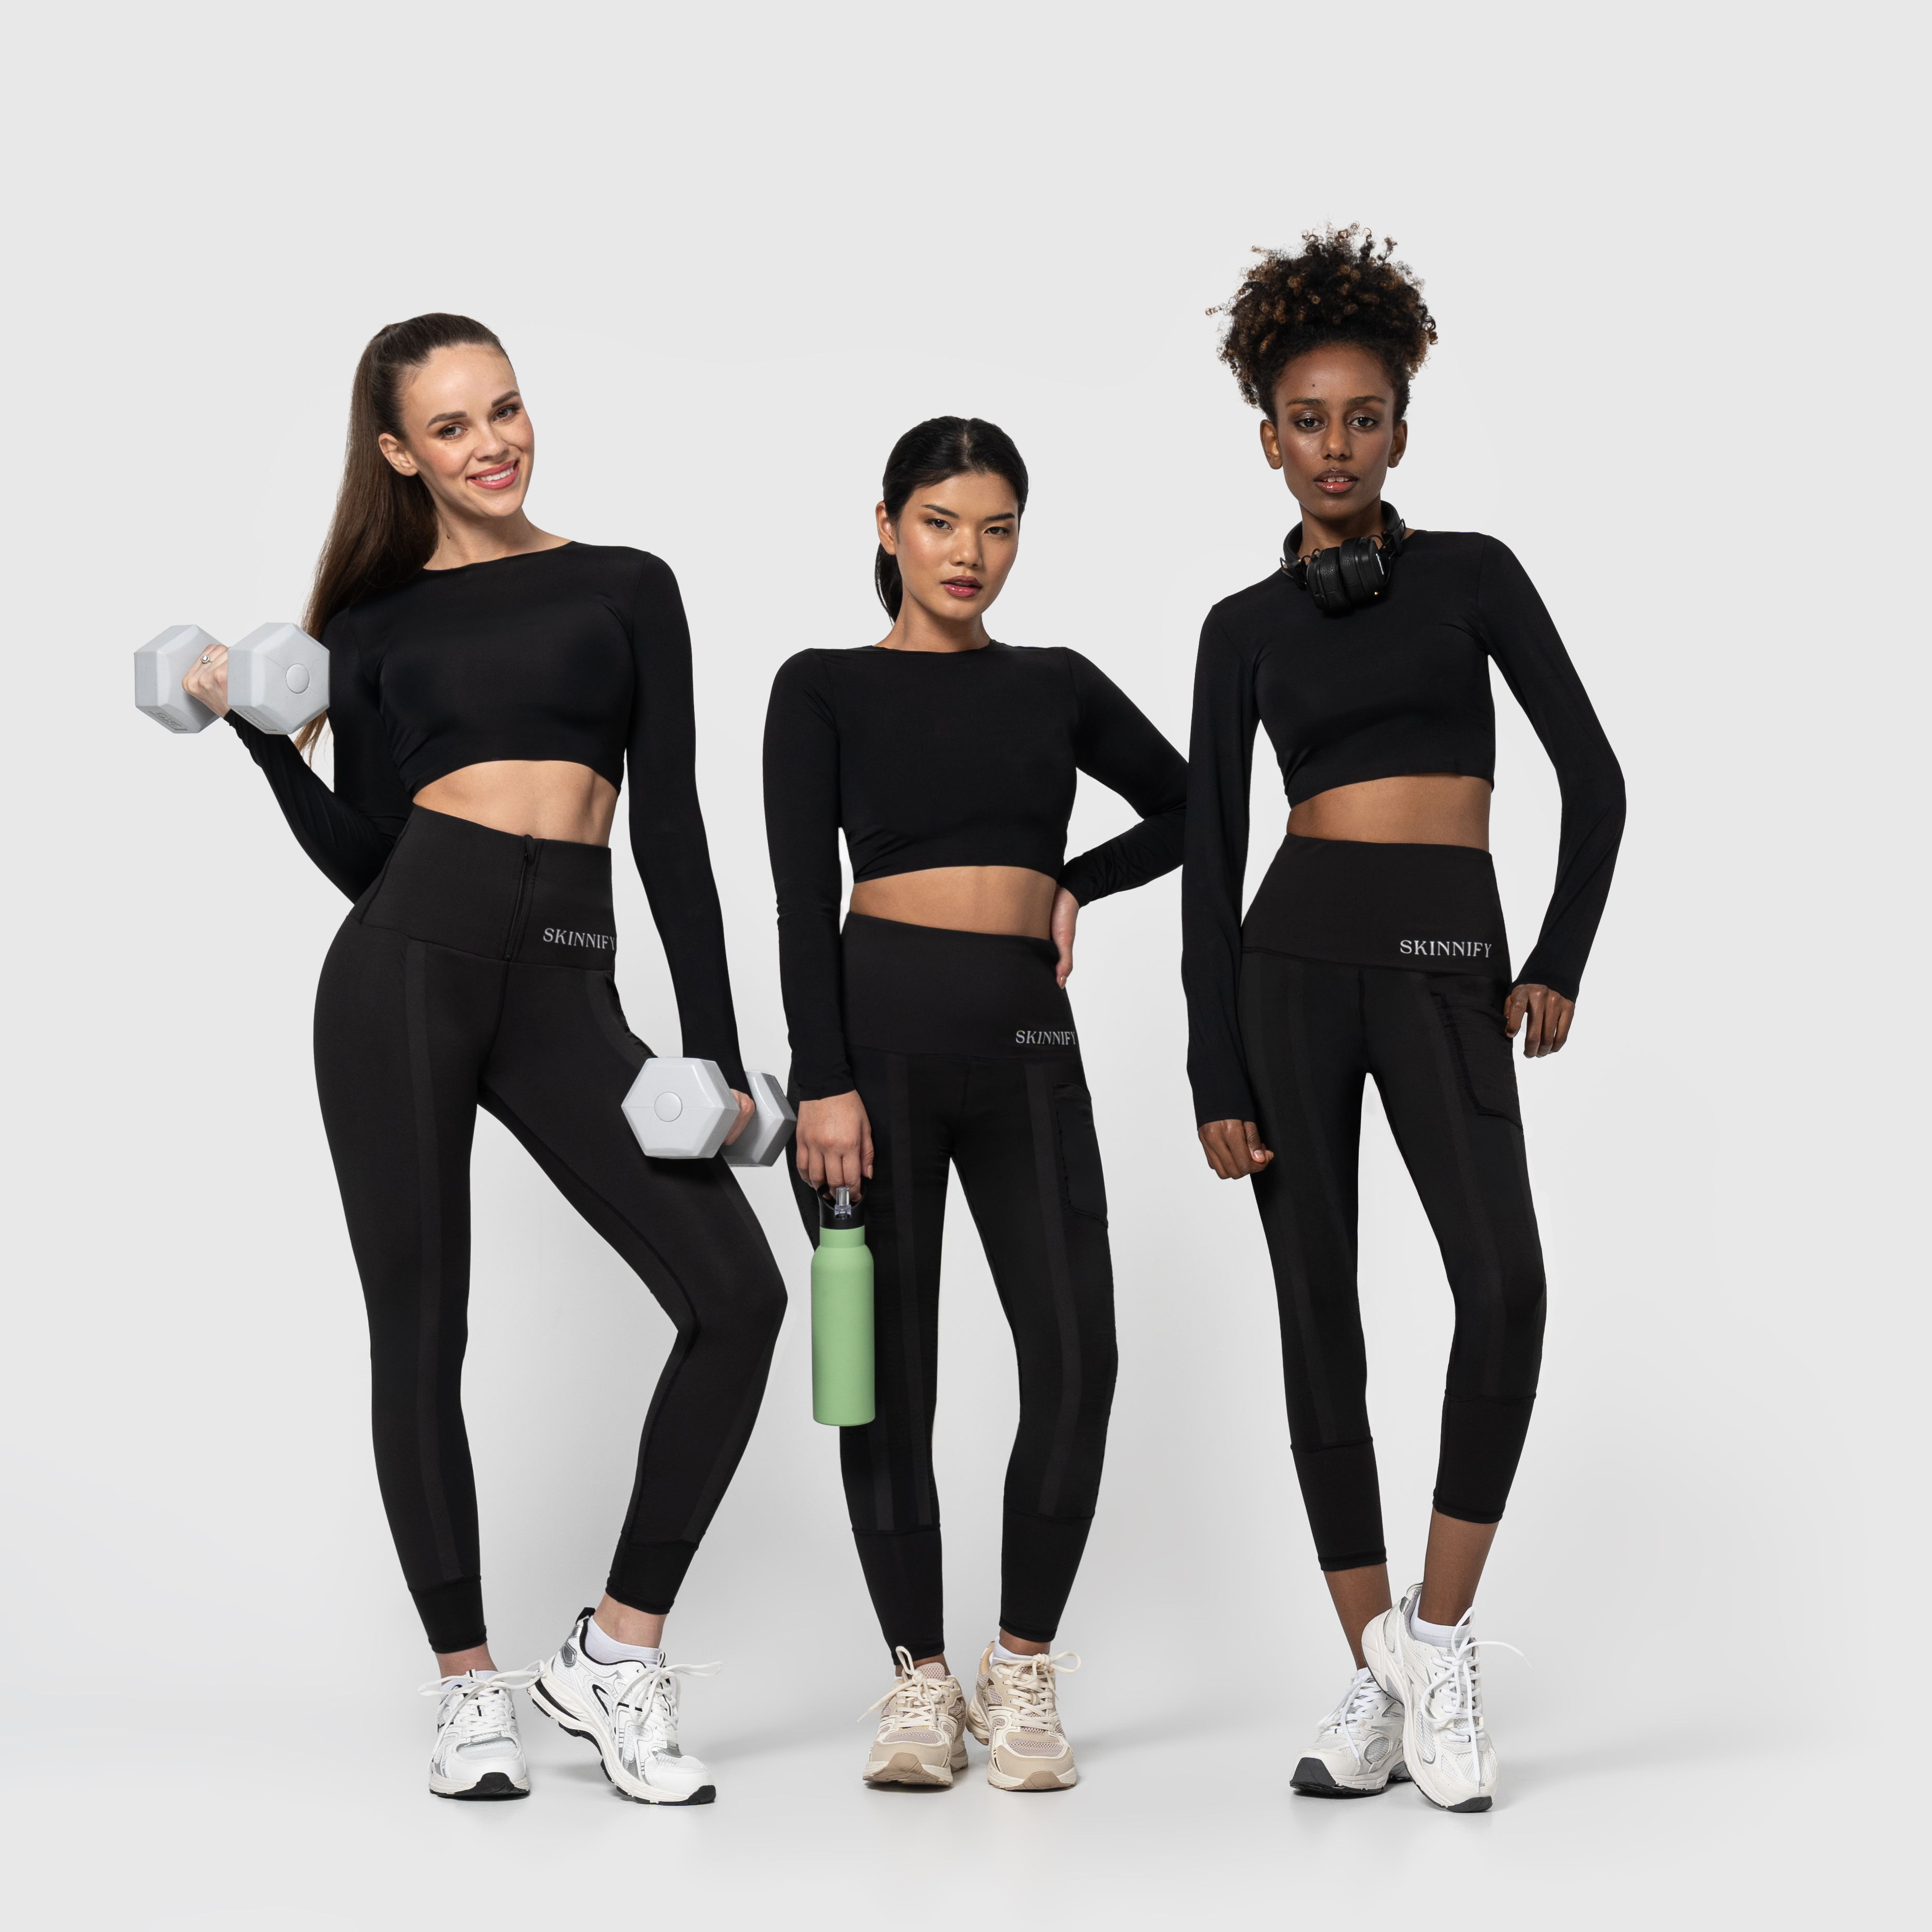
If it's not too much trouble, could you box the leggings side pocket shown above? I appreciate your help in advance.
[1052,1085,1109,1224]
[1431,984,1522,1125]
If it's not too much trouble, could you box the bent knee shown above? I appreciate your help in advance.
[682,1270,788,1359]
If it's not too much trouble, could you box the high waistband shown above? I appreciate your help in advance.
[357,806,619,967]
[1243,834,1509,981]
[841,913,1079,1059]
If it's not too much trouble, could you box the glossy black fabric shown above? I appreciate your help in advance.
[764,643,1186,1100]
[230,543,747,1088]
[314,808,785,1653]
[1240,952,1546,1569]
[787,918,1117,1659]
[1184,532,1624,1125]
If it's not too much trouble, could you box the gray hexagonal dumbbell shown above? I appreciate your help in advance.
[133,621,330,736]
[723,1070,798,1168]
[622,1057,738,1160]
[133,625,222,733]
[227,623,330,733]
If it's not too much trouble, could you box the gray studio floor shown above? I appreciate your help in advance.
[4,1661,1887,1928]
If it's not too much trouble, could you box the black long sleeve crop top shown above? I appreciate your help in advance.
[763,642,1188,1100]
[229,542,748,1089]
[1184,530,1625,1126]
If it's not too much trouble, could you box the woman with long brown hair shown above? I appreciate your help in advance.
[183,312,784,1805]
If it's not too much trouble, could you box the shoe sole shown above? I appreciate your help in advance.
[988,1765,1076,1791]
[1362,1613,1495,1814]
[967,1696,1076,1791]
[863,1748,960,1788]
[529,1674,716,1805]
[429,1770,529,1801]
[1290,1757,1408,1798]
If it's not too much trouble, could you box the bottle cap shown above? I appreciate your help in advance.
[819,1184,866,1231]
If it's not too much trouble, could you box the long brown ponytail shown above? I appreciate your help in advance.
[294,313,504,753]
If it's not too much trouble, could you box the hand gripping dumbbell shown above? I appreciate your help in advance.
[133,623,330,735]
[621,1060,797,1167]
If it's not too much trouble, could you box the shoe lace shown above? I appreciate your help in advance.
[1418,1614,1521,1757]
[418,1665,541,1739]
[609,1657,722,1754]
[859,1646,951,1731]
[991,1650,1081,1734]
[1318,1666,1388,1744]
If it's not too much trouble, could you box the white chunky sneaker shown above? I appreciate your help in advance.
[421,1667,538,1801]
[1363,1584,1519,1813]
[965,1644,1081,1792]
[860,1646,968,1788]
[1291,1666,1409,1798]
[530,1608,721,1805]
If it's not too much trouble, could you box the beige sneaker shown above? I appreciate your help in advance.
[860,1647,967,1788]
[965,1644,1081,1791]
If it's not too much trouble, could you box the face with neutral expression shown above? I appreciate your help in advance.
[1259,342,1407,533]
[876,469,1021,627]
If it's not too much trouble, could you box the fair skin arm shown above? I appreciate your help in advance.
[1197,343,1577,1650]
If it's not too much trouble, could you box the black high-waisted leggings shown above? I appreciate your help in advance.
[789,916,1118,1662]
[314,807,786,1653]
[1241,946,1547,1571]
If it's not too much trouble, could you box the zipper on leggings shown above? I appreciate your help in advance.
[503,835,538,960]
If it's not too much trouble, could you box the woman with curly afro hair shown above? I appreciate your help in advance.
[1182,228,1625,1811]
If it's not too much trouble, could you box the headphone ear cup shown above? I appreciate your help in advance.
[1336,537,1387,607]
[1306,546,1344,614]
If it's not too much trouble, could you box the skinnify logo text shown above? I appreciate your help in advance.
[1015,1028,1078,1046]
[545,926,616,951]
[1399,940,1493,960]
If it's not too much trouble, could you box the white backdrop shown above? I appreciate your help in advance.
[1,3,1919,1925]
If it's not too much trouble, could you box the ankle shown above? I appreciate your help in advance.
[993,1631,1050,1660]
[1409,1599,1465,1648]
[435,1644,496,1679]
[583,1611,665,1668]
[593,1593,667,1653]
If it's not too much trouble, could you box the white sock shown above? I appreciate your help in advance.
[1407,1602,1462,1649]
[583,1618,663,1668]
[990,1640,1031,1665]
[441,1667,497,1685]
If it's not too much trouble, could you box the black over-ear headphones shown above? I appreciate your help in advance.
[1281,505,1408,616]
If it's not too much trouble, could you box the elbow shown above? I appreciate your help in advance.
[1567,756,1625,843]
[1601,764,1628,837]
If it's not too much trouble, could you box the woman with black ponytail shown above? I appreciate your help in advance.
[762,418,1187,1791]
[185,314,785,1806]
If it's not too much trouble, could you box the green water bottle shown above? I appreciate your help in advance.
[812,1186,875,1426]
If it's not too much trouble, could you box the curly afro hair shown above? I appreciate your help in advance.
[1210,226,1437,422]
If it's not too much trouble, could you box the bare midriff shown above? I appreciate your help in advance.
[849,865,1058,940]
[412,760,620,846]
[1286,773,1492,849]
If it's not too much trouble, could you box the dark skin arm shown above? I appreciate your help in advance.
[1197,981,1572,1177]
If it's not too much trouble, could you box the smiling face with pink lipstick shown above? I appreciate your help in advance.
[376,341,557,564]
